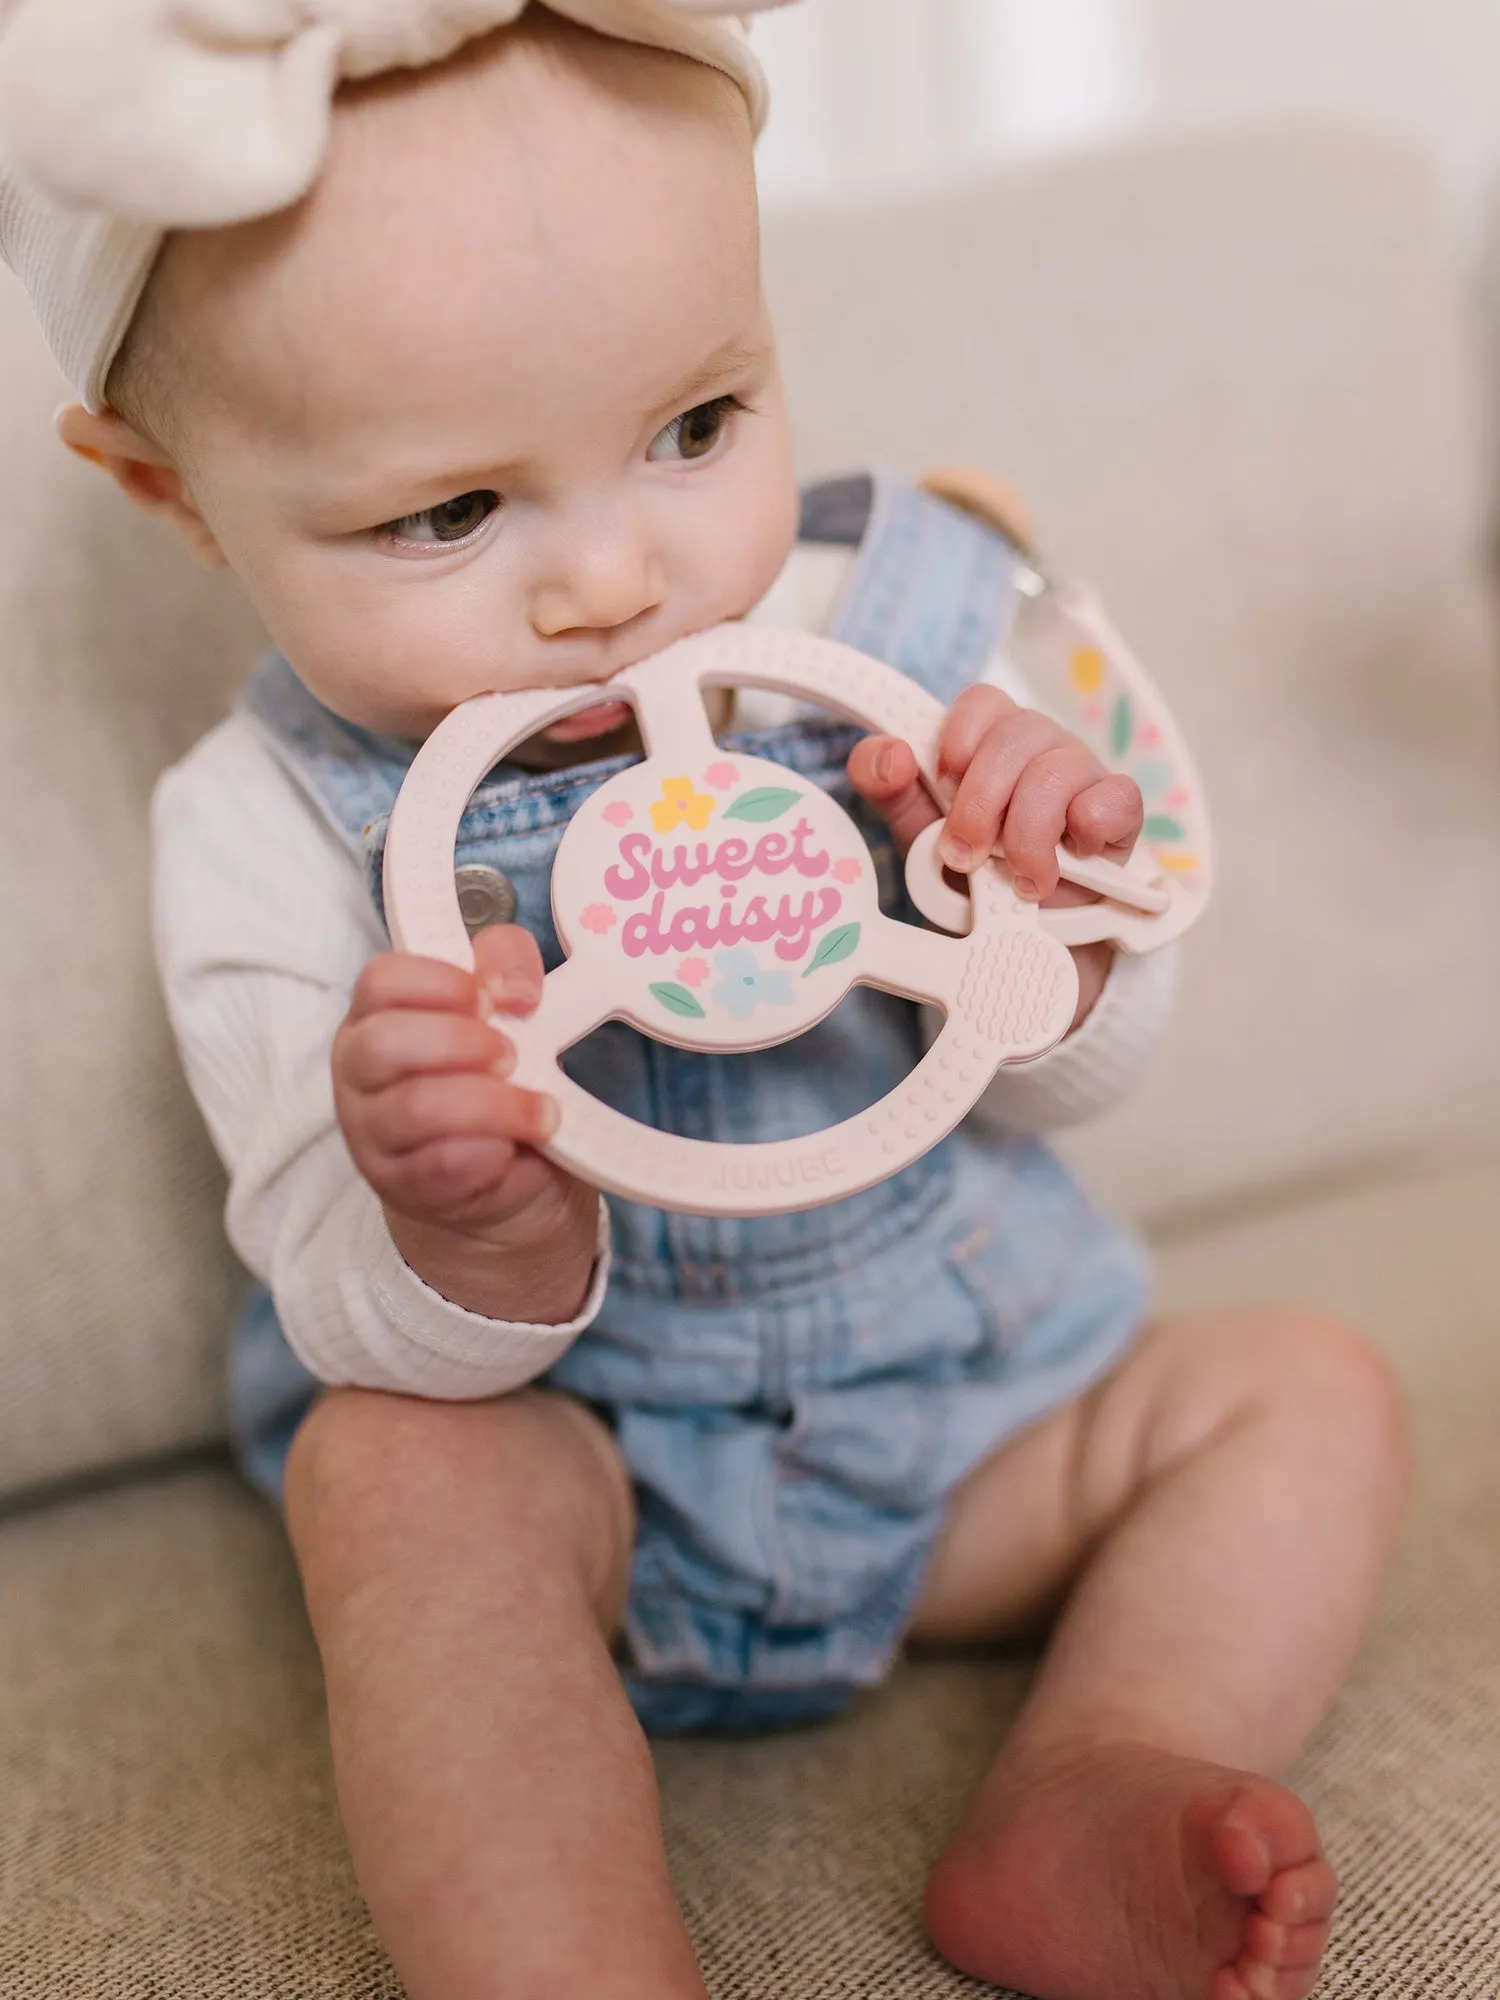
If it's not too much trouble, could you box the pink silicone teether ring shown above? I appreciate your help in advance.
[383,624,1196,1218]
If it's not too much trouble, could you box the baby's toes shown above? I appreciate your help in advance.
[1261,1854,1339,1928]
[1225,1954,1326,2000]
[1243,1911,1332,1973]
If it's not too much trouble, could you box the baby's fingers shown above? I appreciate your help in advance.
[846,736,938,857]
[937,684,1023,778]
[335,1009,514,1097]
[347,950,479,1026]
[374,1135,525,1223]
[939,710,1072,875]
[359,1071,559,1161]
[1064,773,1144,861]
[1001,743,1120,897]
[473,925,545,1017]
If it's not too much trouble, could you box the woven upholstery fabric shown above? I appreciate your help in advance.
[3,1157,1499,1997]
[765,124,1500,1224]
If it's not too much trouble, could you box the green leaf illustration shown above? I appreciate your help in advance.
[803,922,862,977]
[722,787,802,823]
[1111,694,1134,760]
[1143,814,1186,843]
[651,983,707,1020]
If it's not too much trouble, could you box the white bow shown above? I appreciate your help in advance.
[0,0,790,227]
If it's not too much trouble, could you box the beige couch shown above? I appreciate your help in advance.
[3,125,1499,1997]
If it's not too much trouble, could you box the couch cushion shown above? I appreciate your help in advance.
[0,272,266,1503]
[765,126,1500,1222]
[2,1157,1498,1997]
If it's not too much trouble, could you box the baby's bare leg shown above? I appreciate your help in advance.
[910,1308,1410,2000]
[285,1387,706,2000]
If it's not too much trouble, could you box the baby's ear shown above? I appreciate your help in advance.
[54,404,229,569]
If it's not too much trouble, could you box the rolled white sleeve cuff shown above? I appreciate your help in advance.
[283,1188,614,1402]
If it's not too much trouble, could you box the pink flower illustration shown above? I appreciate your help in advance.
[602,801,634,827]
[1139,724,1163,748]
[580,903,618,937]
[678,957,711,989]
[832,858,862,885]
[704,761,740,791]
[1166,787,1190,810]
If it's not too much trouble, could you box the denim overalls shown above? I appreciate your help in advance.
[229,476,1151,1731]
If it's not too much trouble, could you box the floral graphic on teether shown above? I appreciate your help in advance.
[714,947,795,1021]
[803,923,861,977]
[704,762,740,790]
[678,957,711,989]
[580,903,618,936]
[1133,757,1172,801]
[651,779,717,834]
[1069,647,1106,697]
[602,801,634,828]
[832,858,862,885]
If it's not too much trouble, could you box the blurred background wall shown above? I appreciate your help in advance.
[755,0,1500,251]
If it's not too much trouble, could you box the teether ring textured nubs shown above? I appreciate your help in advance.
[384,626,1081,1216]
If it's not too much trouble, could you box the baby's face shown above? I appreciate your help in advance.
[131,25,799,739]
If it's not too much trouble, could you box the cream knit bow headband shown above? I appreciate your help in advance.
[0,0,790,408]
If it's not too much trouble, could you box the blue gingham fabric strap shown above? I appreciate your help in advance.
[829,475,1024,710]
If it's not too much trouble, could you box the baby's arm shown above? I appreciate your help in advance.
[153,719,608,1399]
[849,683,1176,1131]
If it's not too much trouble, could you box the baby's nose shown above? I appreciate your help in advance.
[530,535,666,640]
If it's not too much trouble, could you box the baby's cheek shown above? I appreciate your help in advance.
[706,434,801,621]
[272,568,515,734]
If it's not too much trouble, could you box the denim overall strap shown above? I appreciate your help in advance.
[829,476,1024,707]
[239,652,417,855]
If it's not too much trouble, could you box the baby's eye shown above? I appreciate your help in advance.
[383,490,500,546]
[648,396,741,464]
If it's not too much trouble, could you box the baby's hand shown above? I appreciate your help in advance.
[847,684,1143,898]
[333,927,599,1322]
[847,686,1145,1031]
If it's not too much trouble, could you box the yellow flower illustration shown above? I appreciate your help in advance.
[1069,646,1106,697]
[651,777,717,834]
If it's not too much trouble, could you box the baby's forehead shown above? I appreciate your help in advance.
[138,15,758,445]
[129,15,764,474]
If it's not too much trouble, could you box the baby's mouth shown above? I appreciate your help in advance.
[541,700,635,745]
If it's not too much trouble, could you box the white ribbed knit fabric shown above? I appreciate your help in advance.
[150,543,1177,1401]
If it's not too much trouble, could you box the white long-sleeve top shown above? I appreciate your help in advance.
[152,543,1177,1403]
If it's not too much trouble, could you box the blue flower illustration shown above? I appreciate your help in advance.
[714,947,795,1022]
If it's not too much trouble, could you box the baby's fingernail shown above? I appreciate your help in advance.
[874,743,896,784]
[536,1096,560,1142]
[1013,875,1040,902]
[942,837,974,872]
[486,973,541,1015]
[491,1040,517,1082]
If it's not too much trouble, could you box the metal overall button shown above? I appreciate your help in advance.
[454,865,519,936]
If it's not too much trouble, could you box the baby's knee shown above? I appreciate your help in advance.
[1248,1310,1412,1493]
[287,1383,625,1564]
[285,1386,430,1527]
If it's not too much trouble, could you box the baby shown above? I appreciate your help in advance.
[0,5,1410,1998]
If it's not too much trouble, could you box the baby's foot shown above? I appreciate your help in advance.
[922,1739,1337,2000]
